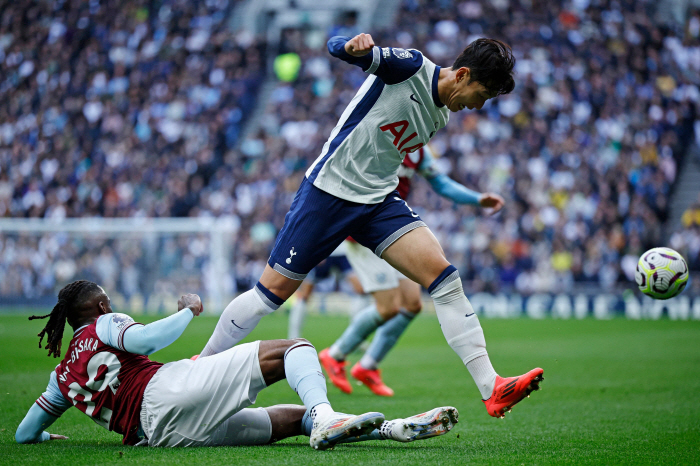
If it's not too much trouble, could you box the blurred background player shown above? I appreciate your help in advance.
[16,280,458,449]
[287,241,365,339]
[320,144,504,396]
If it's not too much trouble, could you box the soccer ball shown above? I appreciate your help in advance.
[635,247,689,300]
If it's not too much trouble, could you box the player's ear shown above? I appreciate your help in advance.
[97,298,111,315]
[455,67,470,85]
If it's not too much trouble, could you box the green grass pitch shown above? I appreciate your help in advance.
[0,311,699,465]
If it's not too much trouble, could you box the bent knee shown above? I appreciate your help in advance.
[376,304,401,320]
[405,301,422,314]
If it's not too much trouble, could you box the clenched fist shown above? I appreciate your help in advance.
[479,193,505,215]
[178,293,203,316]
[345,33,375,57]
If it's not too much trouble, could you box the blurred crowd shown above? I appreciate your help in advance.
[0,0,267,300]
[673,192,700,272]
[2,0,700,301]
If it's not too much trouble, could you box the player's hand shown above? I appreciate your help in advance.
[49,434,68,440]
[345,33,375,57]
[178,293,203,316]
[479,193,505,214]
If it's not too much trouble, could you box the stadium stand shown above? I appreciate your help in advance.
[2,0,700,302]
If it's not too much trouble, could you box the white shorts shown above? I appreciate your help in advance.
[140,341,272,447]
[345,241,407,293]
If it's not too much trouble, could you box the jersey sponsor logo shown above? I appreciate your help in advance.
[409,94,422,105]
[392,48,413,59]
[286,247,297,265]
[379,120,424,155]
[382,47,391,59]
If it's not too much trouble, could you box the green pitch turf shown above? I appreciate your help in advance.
[1,311,699,465]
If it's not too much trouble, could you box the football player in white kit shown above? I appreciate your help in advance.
[16,280,458,449]
[200,33,543,418]
[319,144,505,396]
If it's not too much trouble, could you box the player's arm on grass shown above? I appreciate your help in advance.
[96,294,203,355]
[420,146,504,214]
[328,33,423,84]
[16,372,70,443]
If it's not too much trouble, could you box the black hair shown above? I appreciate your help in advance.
[29,280,103,358]
[452,38,515,96]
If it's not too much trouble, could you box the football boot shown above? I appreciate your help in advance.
[483,368,544,418]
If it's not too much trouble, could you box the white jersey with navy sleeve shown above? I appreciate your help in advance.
[305,36,451,204]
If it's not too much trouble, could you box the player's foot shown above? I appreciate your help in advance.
[319,348,352,394]
[350,363,394,397]
[190,354,199,361]
[310,412,385,450]
[381,407,459,442]
[483,368,544,418]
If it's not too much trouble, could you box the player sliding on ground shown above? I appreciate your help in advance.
[16,280,458,448]
[320,144,506,396]
[200,33,543,418]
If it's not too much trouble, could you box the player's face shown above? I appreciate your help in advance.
[448,68,493,112]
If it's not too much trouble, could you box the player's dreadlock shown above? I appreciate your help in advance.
[28,280,103,358]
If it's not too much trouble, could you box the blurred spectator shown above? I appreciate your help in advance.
[3,0,700,301]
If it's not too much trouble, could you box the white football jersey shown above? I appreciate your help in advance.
[306,37,451,204]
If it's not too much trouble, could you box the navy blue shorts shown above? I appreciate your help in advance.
[268,177,426,280]
[307,255,352,282]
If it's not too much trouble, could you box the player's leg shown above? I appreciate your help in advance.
[288,279,315,339]
[200,178,358,357]
[381,226,543,416]
[358,279,421,370]
[320,287,399,393]
[143,339,383,449]
[199,270,300,357]
[350,279,420,396]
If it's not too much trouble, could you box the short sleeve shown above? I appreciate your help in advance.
[96,313,143,351]
[366,47,424,85]
[35,371,71,417]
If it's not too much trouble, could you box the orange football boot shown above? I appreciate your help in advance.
[319,348,352,394]
[351,363,394,397]
[190,354,199,361]
[483,368,544,418]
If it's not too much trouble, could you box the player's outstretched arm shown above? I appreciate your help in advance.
[16,372,70,444]
[96,294,203,356]
[121,293,203,355]
[420,147,505,214]
[16,404,66,443]
[328,33,423,84]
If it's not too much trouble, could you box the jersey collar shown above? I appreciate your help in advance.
[73,324,89,335]
[432,66,444,108]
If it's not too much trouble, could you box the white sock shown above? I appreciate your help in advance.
[359,353,378,370]
[466,354,498,399]
[429,267,497,396]
[200,286,278,357]
[310,403,334,425]
[288,298,307,339]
